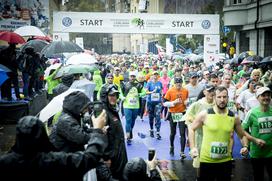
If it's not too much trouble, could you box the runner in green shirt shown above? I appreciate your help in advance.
[242,87,272,181]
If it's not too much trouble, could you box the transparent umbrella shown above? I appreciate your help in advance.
[66,53,97,65]
[55,64,98,78]
[14,25,46,37]
[38,89,85,122]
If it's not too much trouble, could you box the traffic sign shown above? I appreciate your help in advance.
[223,26,231,33]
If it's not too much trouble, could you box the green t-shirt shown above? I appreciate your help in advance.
[242,106,272,158]
[168,70,174,78]
[237,70,245,79]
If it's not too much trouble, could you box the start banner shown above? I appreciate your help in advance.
[53,12,219,35]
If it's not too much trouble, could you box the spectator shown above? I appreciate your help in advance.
[98,84,128,180]
[52,74,74,97]
[0,114,108,181]
[123,157,161,181]
[0,43,20,100]
[49,91,93,152]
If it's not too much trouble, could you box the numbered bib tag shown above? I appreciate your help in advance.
[171,113,183,123]
[188,97,197,106]
[128,98,137,106]
[227,101,235,109]
[151,93,160,102]
[258,116,272,134]
[210,142,228,159]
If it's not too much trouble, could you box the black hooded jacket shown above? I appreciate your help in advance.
[0,116,107,181]
[123,158,162,181]
[98,85,128,180]
[52,74,74,97]
[49,91,93,152]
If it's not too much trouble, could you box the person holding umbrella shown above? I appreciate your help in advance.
[0,43,20,101]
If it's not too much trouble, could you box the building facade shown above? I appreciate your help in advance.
[223,0,272,57]
[110,0,132,54]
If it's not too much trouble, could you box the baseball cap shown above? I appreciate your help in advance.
[129,71,137,77]
[204,84,215,91]
[108,87,119,95]
[189,72,198,78]
[152,71,159,75]
[144,65,149,69]
[174,77,183,83]
[256,87,271,97]
[203,70,210,75]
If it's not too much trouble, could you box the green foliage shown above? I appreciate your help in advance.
[158,34,167,47]
[65,0,105,12]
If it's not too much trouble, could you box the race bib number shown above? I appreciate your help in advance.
[258,116,272,134]
[210,142,228,159]
[151,93,160,102]
[227,101,235,109]
[171,113,183,123]
[128,98,137,106]
[188,97,197,106]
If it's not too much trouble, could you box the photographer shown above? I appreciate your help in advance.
[0,114,108,181]
[123,155,162,181]
[49,91,95,152]
[97,84,128,181]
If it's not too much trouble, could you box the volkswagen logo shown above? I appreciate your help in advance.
[201,20,211,29]
[62,17,72,27]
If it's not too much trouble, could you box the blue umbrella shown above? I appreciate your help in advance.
[0,64,11,72]
[0,68,9,86]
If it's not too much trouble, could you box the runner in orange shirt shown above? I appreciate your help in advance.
[164,77,189,159]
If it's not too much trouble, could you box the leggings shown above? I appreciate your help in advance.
[168,112,186,152]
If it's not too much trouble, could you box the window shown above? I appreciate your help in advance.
[233,0,242,4]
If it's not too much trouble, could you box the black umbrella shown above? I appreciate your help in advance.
[20,39,49,53]
[259,56,272,65]
[237,52,250,64]
[245,55,263,62]
[41,41,84,58]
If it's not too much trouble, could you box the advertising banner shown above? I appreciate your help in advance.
[53,12,219,35]
[0,0,50,33]
[204,35,220,66]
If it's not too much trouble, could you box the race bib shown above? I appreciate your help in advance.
[171,113,183,123]
[227,101,235,109]
[151,93,160,102]
[210,142,228,159]
[188,97,197,106]
[258,116,272,134]
[128,98,137,106]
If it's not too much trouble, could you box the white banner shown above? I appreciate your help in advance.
[75,37,84,49]
[53,12,219,35]
[204,35,220,67]
[0,19,30,31]
[53,32,70,41]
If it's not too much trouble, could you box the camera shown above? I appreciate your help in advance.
[91,101,104,118]
[148,148,156,161]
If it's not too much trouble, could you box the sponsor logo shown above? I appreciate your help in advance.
[201,20,211,29]
[131,18,144,29]
[62,17,72,27]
